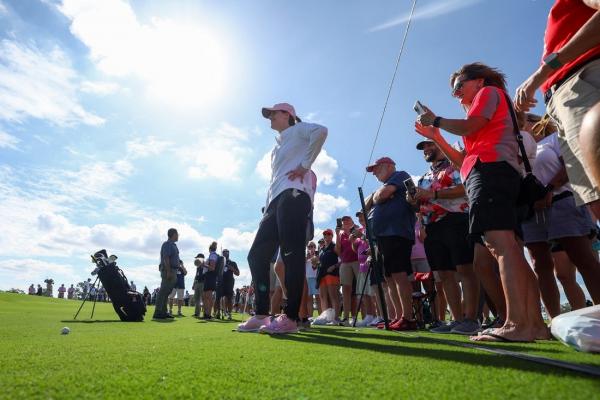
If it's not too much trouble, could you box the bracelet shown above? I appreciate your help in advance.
[433,116,442,128]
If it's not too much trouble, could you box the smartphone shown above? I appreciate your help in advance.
[403,178,417,197]
[336,218,342,229]
[413,100,426,115]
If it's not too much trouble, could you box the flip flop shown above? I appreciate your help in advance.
[478,328,497,336]
[471,332,531,343]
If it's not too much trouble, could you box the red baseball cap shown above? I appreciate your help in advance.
[261,103,297,119]
[366,157,396,172]
[323,229,334,236]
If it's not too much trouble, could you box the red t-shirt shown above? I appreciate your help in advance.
[338,231,358,263]
[541,0,600,92]
[461,86,519,181]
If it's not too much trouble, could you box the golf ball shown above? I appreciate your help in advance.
[61,327,70,335]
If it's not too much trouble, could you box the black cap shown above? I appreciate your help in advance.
[195,253,205,258]
[416,140,435,150]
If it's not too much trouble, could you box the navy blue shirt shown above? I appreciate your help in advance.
[317,242,339,280]
[160,240,180,270]
[370,170,416,240]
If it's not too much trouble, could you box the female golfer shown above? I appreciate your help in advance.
[238,103,327,334]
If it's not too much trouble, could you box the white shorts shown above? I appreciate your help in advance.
[169,288,185,300]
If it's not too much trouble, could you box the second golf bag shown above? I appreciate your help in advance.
[91,249,146,322]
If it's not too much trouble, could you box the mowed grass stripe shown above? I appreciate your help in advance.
[0,293,598,399]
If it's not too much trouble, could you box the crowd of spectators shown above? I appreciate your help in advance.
[233,0,600,341]
[20,1,600,343]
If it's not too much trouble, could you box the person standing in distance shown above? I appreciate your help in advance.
[221,249,240,320]
[238,103,327,334]
[153,228,180,320]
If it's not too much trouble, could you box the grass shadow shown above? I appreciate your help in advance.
[273,329,599,379]
[61,319,123,323]
[313,327,564,354]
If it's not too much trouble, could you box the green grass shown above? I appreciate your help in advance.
[1,293,599,399]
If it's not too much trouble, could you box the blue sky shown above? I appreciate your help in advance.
[0,0,555,292]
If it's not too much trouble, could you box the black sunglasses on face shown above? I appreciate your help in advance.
[452,78,475,96]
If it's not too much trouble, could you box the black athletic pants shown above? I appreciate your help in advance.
[247,188,312,320]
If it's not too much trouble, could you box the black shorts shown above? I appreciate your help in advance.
[376,235,413,277]
[222,277,235,298]
[203,271,217,292]
[465,161,521,237]
[424,213,474,271]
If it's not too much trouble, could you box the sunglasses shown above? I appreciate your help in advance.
[452,78,474,97]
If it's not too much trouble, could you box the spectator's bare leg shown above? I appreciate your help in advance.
[474,230,546,342]
[437,270,463,321]
[580,103,600,201]
[527,242,561,318]
[560,236,600,304]
[472,243,506,321]
[553,250,587,311]
[457,264,479,320]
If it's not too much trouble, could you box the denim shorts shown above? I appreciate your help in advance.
[306,277,319,296]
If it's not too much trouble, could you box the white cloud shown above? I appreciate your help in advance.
[255,148,339,186]
[313,192,350,224]
[218,227,256,252]
[0,39,104,126]
[0,130,19,149]
[255,151,271,181]
[126,136,172,159]
[369,0,482,32]
[178,123,252,181]
[313,149,338,186]
[58,0,231,109]
[0,258,78,284]
[0,2,7,15]
[304,112,323,123]
[80,80,120,95]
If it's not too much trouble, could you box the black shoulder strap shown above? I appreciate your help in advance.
[502,91,533,174]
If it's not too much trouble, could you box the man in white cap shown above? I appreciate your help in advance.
[238,102,327,334]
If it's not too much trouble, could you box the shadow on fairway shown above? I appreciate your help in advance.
[61,319,123,323]
[272,328,597,379]
[309,327,563,354]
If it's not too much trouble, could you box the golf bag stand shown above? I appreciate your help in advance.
[73,275,100,320]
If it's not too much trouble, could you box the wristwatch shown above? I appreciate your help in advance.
[543,53,562,70]
[433,116,442,128]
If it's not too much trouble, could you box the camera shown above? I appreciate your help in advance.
[44,278,54,284]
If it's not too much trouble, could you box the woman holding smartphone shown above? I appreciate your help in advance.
[414,63,548,342]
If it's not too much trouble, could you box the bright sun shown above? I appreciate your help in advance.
[137,19,229,109]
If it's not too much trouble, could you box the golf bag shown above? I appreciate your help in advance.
[91,249,146,321]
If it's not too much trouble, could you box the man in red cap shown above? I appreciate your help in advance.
[238,102,328,334]
[365,157,417,331]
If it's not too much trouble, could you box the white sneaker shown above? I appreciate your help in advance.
[369,317,384,327]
